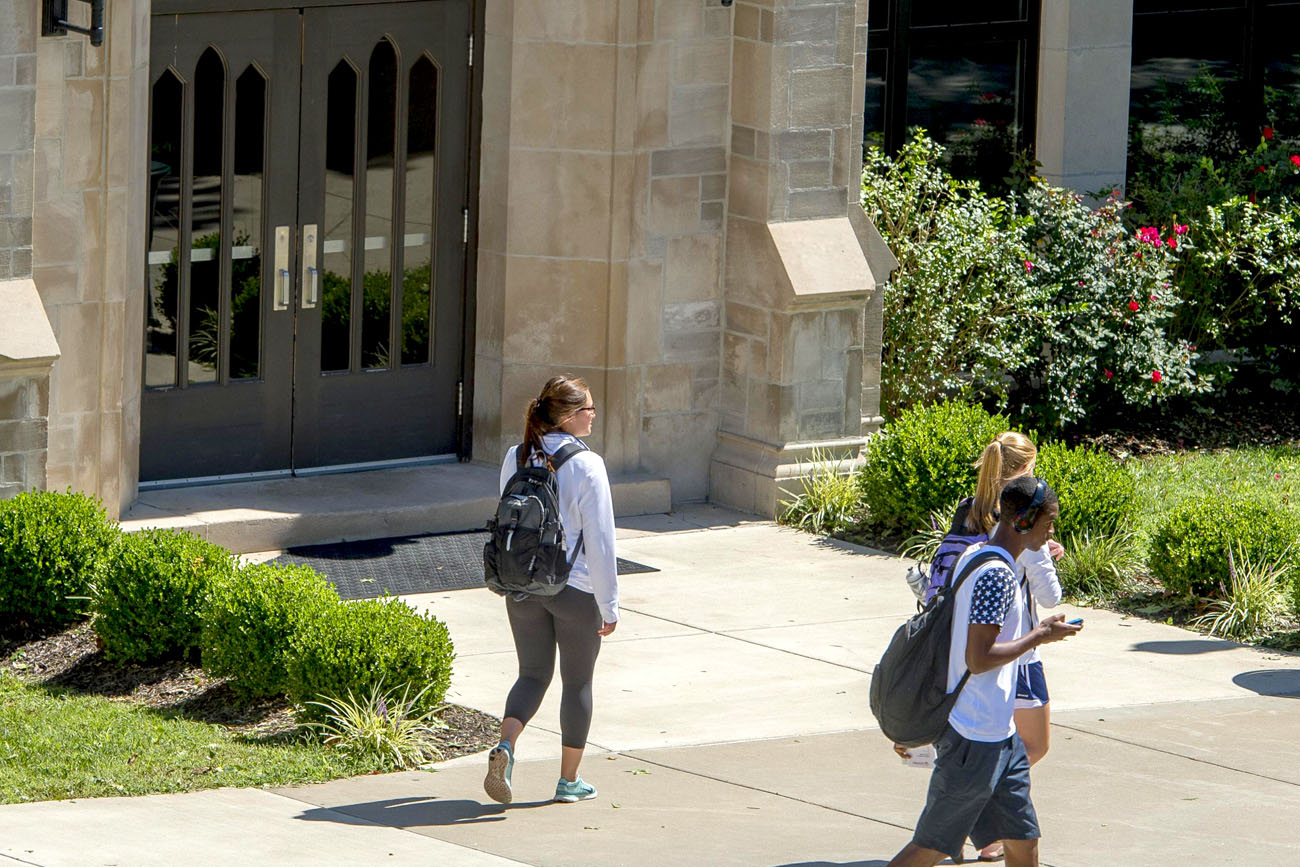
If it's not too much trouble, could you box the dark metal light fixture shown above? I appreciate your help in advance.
[42,0,105,47]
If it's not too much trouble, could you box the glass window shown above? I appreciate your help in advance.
[321,60,357,374]
[402,56,437,367]
[188,48,225,385]
[865,49,887,149]
[910,1,1027,27]
[361,39,397,371]
[230,66,266,381]
[146,70,183,389]
[906,41,1024,183]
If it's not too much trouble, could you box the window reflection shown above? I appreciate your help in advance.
[146,70,183,389]
[321,60,357,374]
[402,56,437,367]
[361,39,397,370]
[188,47,225,385]
[230,66,266,381]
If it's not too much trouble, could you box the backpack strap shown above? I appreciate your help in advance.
[549,440,588,471]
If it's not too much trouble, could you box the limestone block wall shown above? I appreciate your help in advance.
[1,1,37,281]
[31,0,149,517]
[0,279,61,499]
[474,0,732,501]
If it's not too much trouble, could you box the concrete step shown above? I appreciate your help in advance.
[122,462,671,554]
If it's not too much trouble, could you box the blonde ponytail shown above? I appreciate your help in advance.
[968,431,1038,533]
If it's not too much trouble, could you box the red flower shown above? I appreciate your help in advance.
[1129,300,1140,312]
[1257,165,1268,174]
[1104,368,1114,380]
[1167,236,1178,249]
[1263,126,1275,140]
[973,117,989,126]
[1291,155,1300,167]
[1151,370,1163,383]
[1249,193,1257,203]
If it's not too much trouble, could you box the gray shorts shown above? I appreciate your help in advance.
[912,724,1040,860]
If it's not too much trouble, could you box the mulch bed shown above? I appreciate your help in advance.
[0,623,500,755]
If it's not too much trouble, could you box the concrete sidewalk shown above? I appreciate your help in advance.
[3,507,1299,866]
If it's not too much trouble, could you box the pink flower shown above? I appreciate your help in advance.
[1150,294,1157,301]
[973,118,989,126]
[1151,370,1163,383]
[1137,226,1163,246]
[1078,281,1086,287]
[1263,126,1275,140]
[1129,300,1140,312]
[1104,368,1114,380]
[1291,155,1300,168]
[1174,225,1188,235]
[1275,473,1282,480]
[1023,260,1034,273]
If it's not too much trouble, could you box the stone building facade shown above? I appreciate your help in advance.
[0,0,1129,521]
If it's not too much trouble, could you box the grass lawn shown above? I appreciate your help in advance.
[0,673,383,804]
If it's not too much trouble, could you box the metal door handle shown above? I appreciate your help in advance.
[302,224,319,309]
[273,225,291,310]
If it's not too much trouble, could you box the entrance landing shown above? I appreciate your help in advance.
[122,463,670,554]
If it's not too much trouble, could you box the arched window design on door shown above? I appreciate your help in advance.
[319,36,441,376]
[146,47,269,389]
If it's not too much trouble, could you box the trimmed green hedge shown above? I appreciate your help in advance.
[201,563,338,698]
[0,491,118,637]
[1035,441,1138,540]
[287,595,455,723]
[1149,496,1299,598]
[94,529,237,664]
[859,401,1011,535]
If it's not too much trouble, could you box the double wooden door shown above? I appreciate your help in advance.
[142,0,471,482]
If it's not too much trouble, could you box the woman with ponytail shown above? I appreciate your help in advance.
[913,431,1063,862]
[483,376,619,807]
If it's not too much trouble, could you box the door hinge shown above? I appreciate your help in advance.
[462,208,469,244]
[468,34,473,68]
[457,380,464,417]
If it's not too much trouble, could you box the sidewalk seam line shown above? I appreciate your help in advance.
[618,607,874,674]
[1053,722,1300,788]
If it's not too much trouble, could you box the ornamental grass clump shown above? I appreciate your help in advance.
[1191,543,1290,641]
[778,448,864,536]
[304,680,449,770]
[1055,530,1143,601]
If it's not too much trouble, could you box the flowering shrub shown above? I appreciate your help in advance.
[1014,185,1209,426]
[862,132,1205,426]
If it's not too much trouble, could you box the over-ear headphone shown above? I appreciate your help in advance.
[1013,478,1048,534]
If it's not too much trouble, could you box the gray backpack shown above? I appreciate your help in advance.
[869,549,1008,747]
[483,442,585,600]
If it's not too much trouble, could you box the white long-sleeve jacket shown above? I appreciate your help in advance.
[499,432,620,624]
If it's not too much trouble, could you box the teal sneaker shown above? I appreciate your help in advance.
[483,742,514,804]
[553,776,597,803]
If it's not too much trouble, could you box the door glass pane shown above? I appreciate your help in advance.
[230,66,266,381]
[1263,7,1300,148]
[402,56,437,367]
[322,60,357,373]
[905,40,1022,186]
[146,70,183,389]
[362,40,397,370]
[189,48,225,385]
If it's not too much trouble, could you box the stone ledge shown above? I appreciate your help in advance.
[0,277,60,373]
[709,430,865,518]
[122,462,671,554]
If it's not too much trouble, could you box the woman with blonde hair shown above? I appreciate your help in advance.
[483,375,619,806]
[915,431,1063,862]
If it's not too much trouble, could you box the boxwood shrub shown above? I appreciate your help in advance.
[1034,441,1138,540]
[0,490,118,637]
[201,562,338,698]
[1149,496,1299,598]
[287,595,455,723]
[94,529,237,664]
[859,400,1011,534]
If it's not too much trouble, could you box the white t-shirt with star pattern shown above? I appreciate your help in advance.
[945,543,1029,742]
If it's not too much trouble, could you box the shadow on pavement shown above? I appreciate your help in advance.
[770,861,890,867]
[1232,669,1300,697]
[1129,639,1238,654]
[295,796,555,828]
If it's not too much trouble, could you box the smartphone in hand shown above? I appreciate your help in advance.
[1066,617,1083,626]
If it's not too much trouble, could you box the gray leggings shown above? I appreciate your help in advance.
[503,586,603,749]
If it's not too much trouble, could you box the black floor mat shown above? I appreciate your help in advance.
[274,530,658,600]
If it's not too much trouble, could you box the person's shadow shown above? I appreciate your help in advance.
[295,796,553,828]
[771,861,891,867]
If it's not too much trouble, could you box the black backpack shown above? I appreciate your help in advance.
[869,548,1008,747]
[483,442,586,599]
